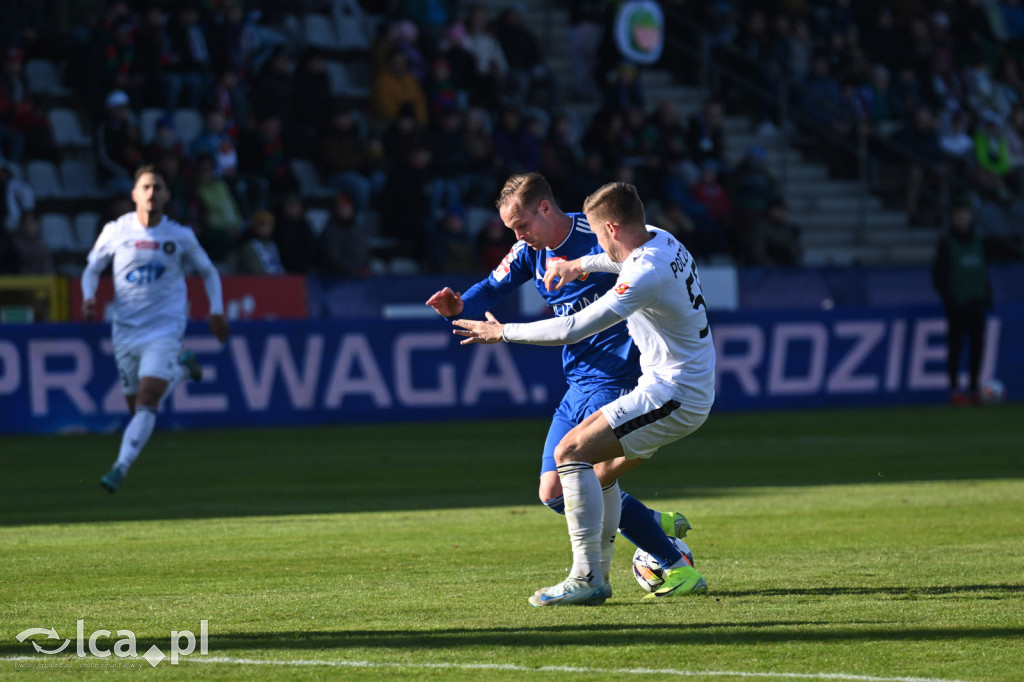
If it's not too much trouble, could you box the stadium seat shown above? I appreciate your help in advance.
[325,60,370,99]
[26,160,63,199]
[39,213,77,252]
[389,257,420,275]
[60,159,102,198]
[464,207,497,236]
[139,108,164,145]
[333,0,372,50]
[303,13,338,49]
[73,212,102,251]
[48,108,92,148]
[172,108,203,147]
[288,159,334,198]
[24,59,74,97]
[305,208,330,235]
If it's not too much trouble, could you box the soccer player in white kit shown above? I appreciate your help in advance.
[82,165,231,493]
[454,182,715,606]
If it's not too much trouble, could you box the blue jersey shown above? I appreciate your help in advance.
[455,213,640,389]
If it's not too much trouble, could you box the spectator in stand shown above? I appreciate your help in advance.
[728,144,780,261]
[430,107,490,210]
[237,210,285,275]
[96,90,144,195]
[210,0,259,80]
[290,49,332,156]
[190,110,234,171]
[495,4,562,109]
[568,0,603,101]
[475,213,515,271]
[581,105,625,170]
[965,58,1013,124]
[380,144,434,267]
[397,0,455,46]
[974,112,1014,201]
[318,106,375,213]
[1004,104,1024,167]
[785,19,813,87]
[0,219,17,273]
[154,151,199,226]
[1,158,35,231]
[604,62,645,112]
[430,207,476,273]
[461,4,516,109]
[209,67,253,140]
[892,107,946,226]
[135,4,177,111]
[0,47,54,161]
[932,195,991,406]
[863,65,905,133]
[391,19,429,82]
[492,105,542,177]
[238,115,293,201]
[143,114,187,166]
[98,16,145,107]
[937,110,974,165]
[371,47,428,127]
[273,193,317,274]
[692,161,732,233]
[797,54,852,143]
[425,56,466,116]
[167,2,215,110]
[541,112,584,201]
[564,148,606,210]
[687,100,728,176]
[318,193,370,277]
[894,66,926,117]
[929,48,965,114]
[11,212,54,274]
[749,198,802,266]
[193,153,243,265]
[250,47,293,122]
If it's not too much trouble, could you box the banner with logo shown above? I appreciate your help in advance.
[67,275,309,322]
[1,305,1020,434]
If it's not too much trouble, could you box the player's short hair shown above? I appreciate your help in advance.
[495,173,553,213]
[582,182,645,229]
[133,164,166,186]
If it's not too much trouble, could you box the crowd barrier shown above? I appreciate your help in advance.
[2,304,1020,434]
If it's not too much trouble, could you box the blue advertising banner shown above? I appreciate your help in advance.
[1,305,1021,434]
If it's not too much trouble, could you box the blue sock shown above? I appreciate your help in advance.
[618,490,682,568]
[543,495,565,515]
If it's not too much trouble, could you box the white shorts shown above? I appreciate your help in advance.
[599,381,711,460]
[114,337,181,396]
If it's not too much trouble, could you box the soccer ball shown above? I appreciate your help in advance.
[631,537,694,593]
[980,378,1006,404]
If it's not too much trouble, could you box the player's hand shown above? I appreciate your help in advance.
[452,312,503,345]
[209,314,232,343]
[543,259,584,292]
[82,298,97,321]
[425,287,464,317]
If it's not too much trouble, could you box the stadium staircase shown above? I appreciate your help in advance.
[483,0,939,266]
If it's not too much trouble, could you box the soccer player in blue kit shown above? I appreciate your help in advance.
[426,173,694,603]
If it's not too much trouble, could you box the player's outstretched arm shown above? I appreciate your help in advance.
[543,258,586,292]
[425,287,465,317]
[208,314,231,343]
[453,312,503,345]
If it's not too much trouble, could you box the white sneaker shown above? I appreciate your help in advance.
[528,577,606,607]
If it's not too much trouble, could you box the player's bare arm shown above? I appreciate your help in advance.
[426,287,464,317]
[543,258,585,292]
[453,312,503,345]
[209,314,231,343]
[82,298,97,320]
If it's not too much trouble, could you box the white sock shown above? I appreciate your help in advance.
[600,480,622,582]
[556,461,603,585]
[114,406,156,473]
[157,364,190,411]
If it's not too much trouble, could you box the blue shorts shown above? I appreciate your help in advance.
[540,383,634,476]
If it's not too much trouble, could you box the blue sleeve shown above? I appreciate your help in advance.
[449,241,536,320]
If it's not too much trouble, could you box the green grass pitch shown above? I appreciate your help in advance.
[1,404,1022,680]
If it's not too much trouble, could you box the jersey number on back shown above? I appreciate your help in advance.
[684,261,709,339]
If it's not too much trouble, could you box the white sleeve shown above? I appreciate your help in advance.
[579,252,620,274]
[502,294,624,346]
[81,223,116,300]
[182,230,225,315]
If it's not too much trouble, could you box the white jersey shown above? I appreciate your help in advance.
[601,229,715,407]
[502,227,715,408]
[84,213,220,349]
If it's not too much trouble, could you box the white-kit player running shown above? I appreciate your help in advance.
[82,165,232,493]
[454,182,716,606]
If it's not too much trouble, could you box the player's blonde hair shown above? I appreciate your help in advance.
[495,173,554,214]
[582,182,645,229]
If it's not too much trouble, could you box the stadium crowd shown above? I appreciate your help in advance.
[5,0,1024,279]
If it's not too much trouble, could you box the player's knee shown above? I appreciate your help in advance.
[553,438,585,465]
[134,388,162,409]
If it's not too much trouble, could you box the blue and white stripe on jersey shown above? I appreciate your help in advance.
[455,213,640,389]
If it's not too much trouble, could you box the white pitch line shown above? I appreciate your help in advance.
[0,655,973,682]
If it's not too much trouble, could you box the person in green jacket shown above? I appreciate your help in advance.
[932,194,992,406]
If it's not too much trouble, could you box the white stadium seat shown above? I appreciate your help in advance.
[74,212,102,251]
[39,213,77,251]
[26,160,63,199]
[48,108,92,148]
